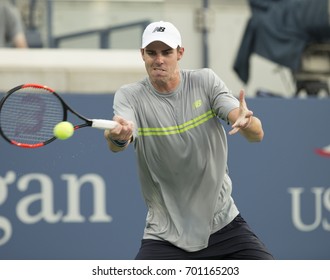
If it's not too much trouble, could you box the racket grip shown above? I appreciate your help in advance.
[91,119,118,129]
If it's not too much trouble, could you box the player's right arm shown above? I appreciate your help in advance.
[104,115,134,152]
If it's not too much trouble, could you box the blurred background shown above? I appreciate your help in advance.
[1,0,330,260]
[1,0,329,97]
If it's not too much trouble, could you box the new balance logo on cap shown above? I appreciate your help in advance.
[152,27,166,33]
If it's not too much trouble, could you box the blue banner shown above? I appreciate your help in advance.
[1,95,329,260]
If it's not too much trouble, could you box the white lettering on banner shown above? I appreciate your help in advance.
[288,187,330,231]
[0,171,113,246]
[61,174,112,222]
[0,171,15,246]
[16,173,63,223]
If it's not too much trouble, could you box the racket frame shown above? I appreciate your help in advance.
[0,83,115,148]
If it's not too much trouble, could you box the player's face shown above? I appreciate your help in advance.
[141,41,184,93]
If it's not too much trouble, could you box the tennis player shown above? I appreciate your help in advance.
[104,21,274,260]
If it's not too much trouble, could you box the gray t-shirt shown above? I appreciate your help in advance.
[114,68,240,252]
[0,1,24,47]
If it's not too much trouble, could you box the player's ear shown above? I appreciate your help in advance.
[140,48,146,61]
[177,47,184,61]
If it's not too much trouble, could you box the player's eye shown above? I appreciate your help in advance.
[162,50,173,56]
[146,51,156,56]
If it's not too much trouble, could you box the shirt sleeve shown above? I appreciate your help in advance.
[207,69,239,123]
[113,86,139,141]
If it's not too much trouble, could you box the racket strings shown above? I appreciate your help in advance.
[0,87,64,144]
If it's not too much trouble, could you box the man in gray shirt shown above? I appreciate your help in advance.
[0,0,28,48]
[104,21,273,259]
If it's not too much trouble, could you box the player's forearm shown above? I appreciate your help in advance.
[107,139,130,152]
[240,116,264,142]
[106,136,130,152]
[104,130,132,152]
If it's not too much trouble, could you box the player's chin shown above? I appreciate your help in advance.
[152,74,169,84]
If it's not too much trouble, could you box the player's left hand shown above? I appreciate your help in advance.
[229,89,253,135]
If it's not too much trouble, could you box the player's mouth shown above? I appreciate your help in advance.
[152,68,167,77]
[153,67,166,72]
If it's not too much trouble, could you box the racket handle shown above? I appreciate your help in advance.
[91,119,118,129]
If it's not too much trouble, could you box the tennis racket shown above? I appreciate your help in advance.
[0,83,118,148]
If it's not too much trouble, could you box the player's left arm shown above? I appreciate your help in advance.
[227,89,264,142]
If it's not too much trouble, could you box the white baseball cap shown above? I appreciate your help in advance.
[141,21,182,49]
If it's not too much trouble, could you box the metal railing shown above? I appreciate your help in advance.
[52,20,150,48]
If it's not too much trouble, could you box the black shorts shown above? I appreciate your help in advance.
[135,214,274,260]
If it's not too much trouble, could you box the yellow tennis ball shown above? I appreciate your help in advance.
[53,121,74,140]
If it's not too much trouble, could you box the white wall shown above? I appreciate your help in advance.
[0,49,145,93]
[1,0,298,96]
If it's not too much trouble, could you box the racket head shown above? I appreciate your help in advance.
[0,84,67,148]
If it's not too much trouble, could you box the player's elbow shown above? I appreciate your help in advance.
[253,131,264,142]
[247,129,264,142]
[246,117,264,142]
